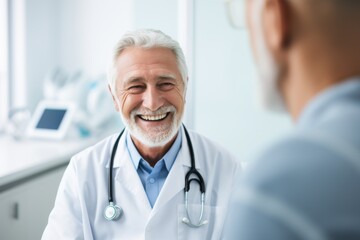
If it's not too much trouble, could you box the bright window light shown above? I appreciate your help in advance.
[0,0,9,131]
[178,0,195,128]
[11,0,27,109]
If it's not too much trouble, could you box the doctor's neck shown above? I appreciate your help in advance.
[131,134,178,167]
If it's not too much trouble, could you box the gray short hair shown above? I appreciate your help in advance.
[108,29,188,90]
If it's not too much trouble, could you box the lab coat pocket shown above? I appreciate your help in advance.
[177,204,224,240]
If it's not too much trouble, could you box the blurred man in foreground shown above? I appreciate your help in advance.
[225,0,360,239]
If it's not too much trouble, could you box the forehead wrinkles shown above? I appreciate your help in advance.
[114,47,183,87]
[120,65,180,85]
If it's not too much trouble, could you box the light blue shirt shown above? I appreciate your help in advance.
[126,129,182,208]
[225,78,360,239]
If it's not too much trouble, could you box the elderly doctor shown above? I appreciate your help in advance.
[42,29,240,239]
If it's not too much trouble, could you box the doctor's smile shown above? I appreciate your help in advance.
[138,112,168,121]
[133,105,176,125]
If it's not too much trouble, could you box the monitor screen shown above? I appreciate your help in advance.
[35,108,67,130]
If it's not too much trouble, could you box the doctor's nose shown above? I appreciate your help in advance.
[142,86,164,111]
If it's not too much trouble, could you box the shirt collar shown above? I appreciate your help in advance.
[126,132,142,169]
[298,77,360,129]
[125,128,183,171]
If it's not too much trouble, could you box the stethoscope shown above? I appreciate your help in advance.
[104,125,208,228]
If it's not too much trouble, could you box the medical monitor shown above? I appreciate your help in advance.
[27,101,75,139]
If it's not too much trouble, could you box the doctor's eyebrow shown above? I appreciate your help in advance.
[123,77,145,86]
[123,74,178,85]
[156,74,178,81]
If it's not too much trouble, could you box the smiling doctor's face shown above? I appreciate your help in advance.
[110,47,186,148]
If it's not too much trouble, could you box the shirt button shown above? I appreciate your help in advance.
[149,178,155,184]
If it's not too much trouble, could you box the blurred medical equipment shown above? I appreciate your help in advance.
[26,101,76,140]
[104,125,208,228]
[43,69,115,137]
[6,108,31,140]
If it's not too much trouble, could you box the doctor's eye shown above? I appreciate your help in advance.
[158,82,175,91]
[128,85,146,93]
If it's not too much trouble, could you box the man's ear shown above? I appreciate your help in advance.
[108,84,120,112]
[263,0,291,51]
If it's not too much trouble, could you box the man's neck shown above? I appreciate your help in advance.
[281,39,360,122]
[131,134,178,167]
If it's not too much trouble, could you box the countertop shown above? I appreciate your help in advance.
[0,134,108,191]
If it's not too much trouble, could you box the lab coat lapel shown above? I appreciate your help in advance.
[149,127,193,218]
[109,131,152,214]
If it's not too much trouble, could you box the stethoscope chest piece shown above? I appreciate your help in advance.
[104,202,122,221]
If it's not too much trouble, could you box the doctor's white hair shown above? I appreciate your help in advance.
[107,29,188,91]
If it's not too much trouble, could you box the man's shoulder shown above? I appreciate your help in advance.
[254,129,359,168]
[232,127,360,239]
[245,128,360,190]
[244,129,360,208]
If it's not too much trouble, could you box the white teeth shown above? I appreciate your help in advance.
[140,113,167,121]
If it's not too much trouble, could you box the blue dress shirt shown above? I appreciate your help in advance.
[126,129,182,208]
[225,78,360,239]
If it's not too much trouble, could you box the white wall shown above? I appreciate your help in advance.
[26,0,61,111]
[25,0,134,111]
[133,0,178,39]
[57,0,134,75]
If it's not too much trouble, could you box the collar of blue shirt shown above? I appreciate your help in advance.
[298,78,360,129]
[125,127,183,172]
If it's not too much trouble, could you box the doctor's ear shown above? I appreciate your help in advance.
[263,0,292,51]
[108,84,120,112]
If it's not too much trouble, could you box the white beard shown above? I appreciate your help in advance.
[120,105,182,148]
[252,0,287,112]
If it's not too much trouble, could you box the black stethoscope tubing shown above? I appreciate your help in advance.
[183,126,205,194]
[108,128,125,203]
[105,125,207,226]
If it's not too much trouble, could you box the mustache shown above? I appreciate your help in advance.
[131,105,176,117]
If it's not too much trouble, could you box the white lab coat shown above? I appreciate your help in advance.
[42,127,240,240]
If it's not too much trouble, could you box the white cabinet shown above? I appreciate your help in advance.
[0,166,66,240]
[0,134,105,239]
[0,186,27,239]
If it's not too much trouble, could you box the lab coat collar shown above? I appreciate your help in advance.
[104,129,128,169]
[107,125,199,170]
[125,131,142,169]
[179,124,198,169]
